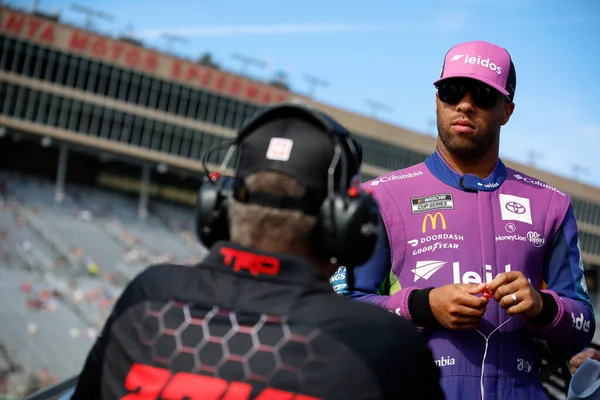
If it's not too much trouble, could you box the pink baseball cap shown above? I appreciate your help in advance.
[434,40,516,100]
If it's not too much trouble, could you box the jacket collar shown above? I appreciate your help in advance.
[424,148,507,192]
[203,241,331,286]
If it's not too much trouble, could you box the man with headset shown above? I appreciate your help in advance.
[70,103,445,399]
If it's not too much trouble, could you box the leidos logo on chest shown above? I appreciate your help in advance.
[411,194,454,214]
[453,262,511,284]
[412,261,513,284]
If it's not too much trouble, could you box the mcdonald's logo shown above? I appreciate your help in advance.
[422,212,447,233]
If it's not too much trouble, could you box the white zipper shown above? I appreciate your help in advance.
[475,316,514,400]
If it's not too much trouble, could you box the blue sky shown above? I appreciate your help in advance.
[17,0,600,187]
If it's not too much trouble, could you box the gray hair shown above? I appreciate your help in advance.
[228,171,317,256]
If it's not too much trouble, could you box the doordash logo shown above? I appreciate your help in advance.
[451,53,502,75]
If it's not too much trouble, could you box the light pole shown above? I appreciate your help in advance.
[70,3,114,30]
[365,98,393,119]
[232,53,266,77]
[303,75,329,98]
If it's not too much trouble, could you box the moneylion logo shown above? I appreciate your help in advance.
[411,260,447,282]
[422,212,447,234]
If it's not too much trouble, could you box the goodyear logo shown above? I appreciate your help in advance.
[422,212,447,233]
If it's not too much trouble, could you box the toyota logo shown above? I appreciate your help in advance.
[505,201,526,214]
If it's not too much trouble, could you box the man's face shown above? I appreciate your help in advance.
[436,78,515,159]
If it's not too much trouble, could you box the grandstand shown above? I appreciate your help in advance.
[0,4,599,399]
[0,171,207,397]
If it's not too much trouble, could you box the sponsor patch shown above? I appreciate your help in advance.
[370,170,422,186]
[411,261,447,282]
[435,356,456,367]
[499,194,532,225]
[572,312,591,333]
[527,231,544,247]
[265,137,293,161]
[514,174,566,196]
[329,266,349,295]
[411,194,454,214]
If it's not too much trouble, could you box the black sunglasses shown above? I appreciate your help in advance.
[437,79,510,110]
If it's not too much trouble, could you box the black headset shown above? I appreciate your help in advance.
[194,103,382,268]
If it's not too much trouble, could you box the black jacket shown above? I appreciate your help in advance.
[71,242,444,399]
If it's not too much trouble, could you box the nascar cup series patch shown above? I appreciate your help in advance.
[411,194,454,214]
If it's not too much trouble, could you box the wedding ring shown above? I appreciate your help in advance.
[511,293,517,304]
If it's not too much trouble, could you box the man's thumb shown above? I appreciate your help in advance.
[462,283,487,295]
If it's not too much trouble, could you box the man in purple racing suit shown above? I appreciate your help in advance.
[332,40,595,400]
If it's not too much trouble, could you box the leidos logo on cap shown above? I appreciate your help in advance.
[450,53,502,75]
[434,40,517,100]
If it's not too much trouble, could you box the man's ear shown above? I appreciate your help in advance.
[501,101,515,126]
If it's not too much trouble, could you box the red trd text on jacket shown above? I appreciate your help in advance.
[220,248,281,277]
[121,363,320,399]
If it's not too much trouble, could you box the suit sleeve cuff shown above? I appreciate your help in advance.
[528,290,559,327]
[408,288,442,330]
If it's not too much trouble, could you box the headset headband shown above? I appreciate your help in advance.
[236,103,351,143]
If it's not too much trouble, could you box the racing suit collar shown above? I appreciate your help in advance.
[425,148,506,192]
[203,241,332,286]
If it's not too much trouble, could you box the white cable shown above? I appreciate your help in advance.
[475,316,514,400]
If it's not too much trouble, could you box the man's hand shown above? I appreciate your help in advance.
[429,283,489,330]
[570,348,600,374]
[487,271,543,319]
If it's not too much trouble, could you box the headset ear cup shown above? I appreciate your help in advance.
[195,176,234,248]
[312,190,381,267]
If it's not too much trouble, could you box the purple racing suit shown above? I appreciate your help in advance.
[332,150,595,400]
